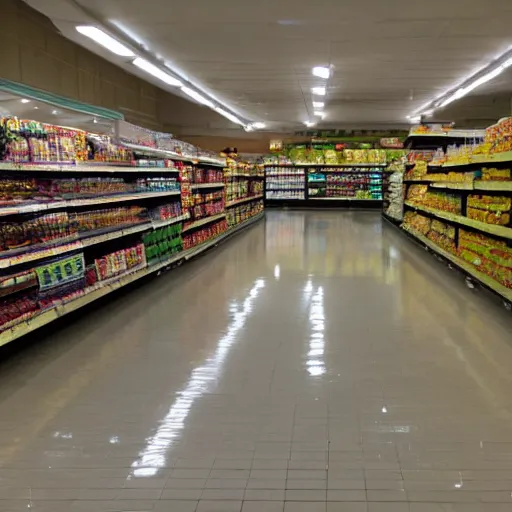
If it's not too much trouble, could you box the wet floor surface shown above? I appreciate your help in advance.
[1,210,512,511]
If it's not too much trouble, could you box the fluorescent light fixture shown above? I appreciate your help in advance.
[76,26,135,57]
[251,122,266,129]
[304,121,316,127]
[244,125,254,132]
[456,65,505,97]
[20,99,30,104]
[214,107,245,126]
[313,111,325,118]
[181,86,214,108]
[421,109,434,116]
[133,58,182,87]
[311,87,326,96]
[412,101,434,115]
[312,66,331,79]
[409,115,421,123]
[312,101,324,108]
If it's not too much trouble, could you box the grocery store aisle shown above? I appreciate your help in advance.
[2,210,512,512]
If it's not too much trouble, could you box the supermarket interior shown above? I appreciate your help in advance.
[3,0,512,511]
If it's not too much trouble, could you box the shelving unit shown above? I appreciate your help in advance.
[0,113,265,344]
[384,122,512,306]
[264,164,385,207]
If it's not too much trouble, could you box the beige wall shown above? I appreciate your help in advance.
[0,0,276,152]
[0,0,181,131]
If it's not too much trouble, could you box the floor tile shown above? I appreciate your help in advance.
[285,490,327,501]
[242,502,285,512]
[244,490,286,501]
[196,500,242,512]
[284,503,327,512]
[3,212,512,512]
[155,501,199,512]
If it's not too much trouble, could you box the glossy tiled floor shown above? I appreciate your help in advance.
[2,211,512,512]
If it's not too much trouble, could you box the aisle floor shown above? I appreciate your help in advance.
[1,211,512,512]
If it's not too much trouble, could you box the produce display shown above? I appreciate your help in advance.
[266,148,389,165]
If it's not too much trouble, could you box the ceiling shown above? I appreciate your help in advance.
[23,0,512,131]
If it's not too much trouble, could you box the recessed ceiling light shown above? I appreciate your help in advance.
[312,66,330,79]
[304,121,316,127]
[20,99,30,104]
[52,110,58,115]
[311,87,326,96]
[76,26,135,57]
[251,122,266,129]
[312,101,324,108]
[313,111,325,118]
[33,106,39,110]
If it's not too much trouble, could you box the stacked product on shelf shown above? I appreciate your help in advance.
[383,156,405,221]
[263,146,399,205]
[389,119,512,304]
[265,166,305,200]
[223,156,264,222]
[0,114,265,343]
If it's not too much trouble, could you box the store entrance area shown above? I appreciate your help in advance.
[1,210,512,511]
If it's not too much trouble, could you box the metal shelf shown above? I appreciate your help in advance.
[0,162,179,173]
[402,226,512,302]
[225,195,263,208]
[182,213,226,232]
[190,183,225,190]
[0,213,191,269]
[0,191,181,218]
[404,201,512,240]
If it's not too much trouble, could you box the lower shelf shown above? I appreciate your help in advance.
[265,198,382,208]
[0,212,265,348]
[385,217,512,303]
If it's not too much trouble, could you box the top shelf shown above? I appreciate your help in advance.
[119,142,226,167]
[264,163,388,168]
[0,162,180,174]
[428,150,512,169]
